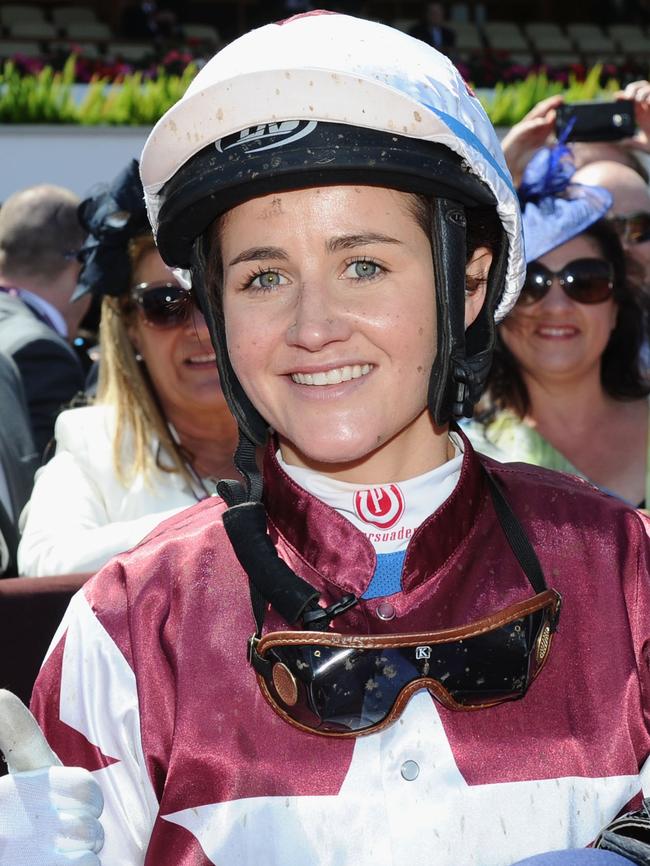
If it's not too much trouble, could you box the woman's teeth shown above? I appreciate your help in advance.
[536,326,578,337]
[291,363,373,386]
[187,353,216,364]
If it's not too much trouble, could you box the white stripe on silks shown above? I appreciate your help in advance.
[59,592,158,863]
[163,691,644,866]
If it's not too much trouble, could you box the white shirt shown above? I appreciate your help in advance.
[278,433,463,556]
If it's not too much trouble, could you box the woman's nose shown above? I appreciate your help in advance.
[285,284,351,350]
[186,304,212,338]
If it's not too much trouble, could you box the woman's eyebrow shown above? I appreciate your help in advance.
[327,233,402,251]
[228,246,288,267]
[227,233,402,267]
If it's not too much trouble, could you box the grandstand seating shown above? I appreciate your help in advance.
[0,1,648,75]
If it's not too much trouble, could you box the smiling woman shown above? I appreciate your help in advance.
[16,161,238,577]
[218,185,490,481]
[5,13,650,866]
[467,144,650,508]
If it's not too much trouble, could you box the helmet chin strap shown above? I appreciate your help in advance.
[427,197,510,423]
[428,197,470,424]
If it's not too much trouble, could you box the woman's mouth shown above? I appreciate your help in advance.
[185,352,217,366]
[534,325,579,339]
[290,363,373,386]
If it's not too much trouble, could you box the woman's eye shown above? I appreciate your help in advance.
[247,270,285,291]
[345,259,382,280]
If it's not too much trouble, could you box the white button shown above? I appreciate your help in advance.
[400,760,420,781]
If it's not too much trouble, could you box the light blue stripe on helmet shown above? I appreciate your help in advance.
[426,106,517,197]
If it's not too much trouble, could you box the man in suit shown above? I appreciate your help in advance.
[0,352,38,576]
[409,2,456,58]
[0,185,89,456]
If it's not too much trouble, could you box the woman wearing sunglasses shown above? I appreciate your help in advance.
[1,14,649,866]
[467,144,650,508]
[17,160,237,576]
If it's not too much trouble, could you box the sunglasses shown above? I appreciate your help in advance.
[250,588,561,737]
[131,281,197,329]
[520,258,614,306]
[608,212,650,246]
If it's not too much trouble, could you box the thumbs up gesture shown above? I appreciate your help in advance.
[0,689,104,864]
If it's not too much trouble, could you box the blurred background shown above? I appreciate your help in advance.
[2,0,650,198]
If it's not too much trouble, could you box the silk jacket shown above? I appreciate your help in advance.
[31,436,650,865]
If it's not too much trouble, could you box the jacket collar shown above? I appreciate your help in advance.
[262,429,486,599]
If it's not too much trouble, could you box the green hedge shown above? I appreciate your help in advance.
[479,65,619,126]
[0,56,197,124]
[0,57,619,126]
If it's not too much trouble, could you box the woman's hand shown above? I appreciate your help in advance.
[501,94,564,187]
[616,80,650,153]
[0,689,104,864]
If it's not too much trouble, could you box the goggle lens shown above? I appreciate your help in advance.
[254,589,560,736]
[520,258,614,306]
[131,281,196,329]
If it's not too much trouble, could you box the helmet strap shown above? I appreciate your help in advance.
[192,235,269,446]
[428,197,470,423]
[427,197,510,422]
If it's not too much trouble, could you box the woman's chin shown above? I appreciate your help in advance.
[279,431,382,472]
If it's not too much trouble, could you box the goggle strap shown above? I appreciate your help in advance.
[222,500,321,628]
[248,635,273,673]
[485,470,547,598]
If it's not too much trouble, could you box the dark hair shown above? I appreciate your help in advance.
[484,218,650,419]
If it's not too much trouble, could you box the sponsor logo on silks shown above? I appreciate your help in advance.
[353,484,405,529]
[215,121,318,155]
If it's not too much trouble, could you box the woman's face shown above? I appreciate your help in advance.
[128,247,222,419]
[220,185,488,480]
[500,233,618,388]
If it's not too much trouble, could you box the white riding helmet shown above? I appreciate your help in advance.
[140,11,524,441]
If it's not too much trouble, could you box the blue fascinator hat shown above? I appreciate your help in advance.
[519,136,613,263]
[73,159,150,301]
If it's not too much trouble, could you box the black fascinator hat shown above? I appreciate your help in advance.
[73,159,149,301]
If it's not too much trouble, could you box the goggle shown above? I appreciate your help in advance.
[249,588,561,737]
[608,212,650,246]
[520,257,614,306]
[131,281,198,329]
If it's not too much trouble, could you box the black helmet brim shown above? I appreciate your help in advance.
[156,121,496,268]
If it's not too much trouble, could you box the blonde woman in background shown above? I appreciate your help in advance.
[18,161,237,576]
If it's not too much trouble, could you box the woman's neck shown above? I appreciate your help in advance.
[165,404,238,480]
[522,369,613,436]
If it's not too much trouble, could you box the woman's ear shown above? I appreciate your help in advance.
[465,245,493,328]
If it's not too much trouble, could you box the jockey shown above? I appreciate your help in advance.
[0,12,648,866]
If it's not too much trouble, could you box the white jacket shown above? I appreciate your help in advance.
[18,405,203,577]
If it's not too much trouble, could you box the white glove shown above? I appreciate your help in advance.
[0,689,104,864]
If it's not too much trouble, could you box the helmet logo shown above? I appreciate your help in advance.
[215,120,318,155]
[353,485,405,529]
